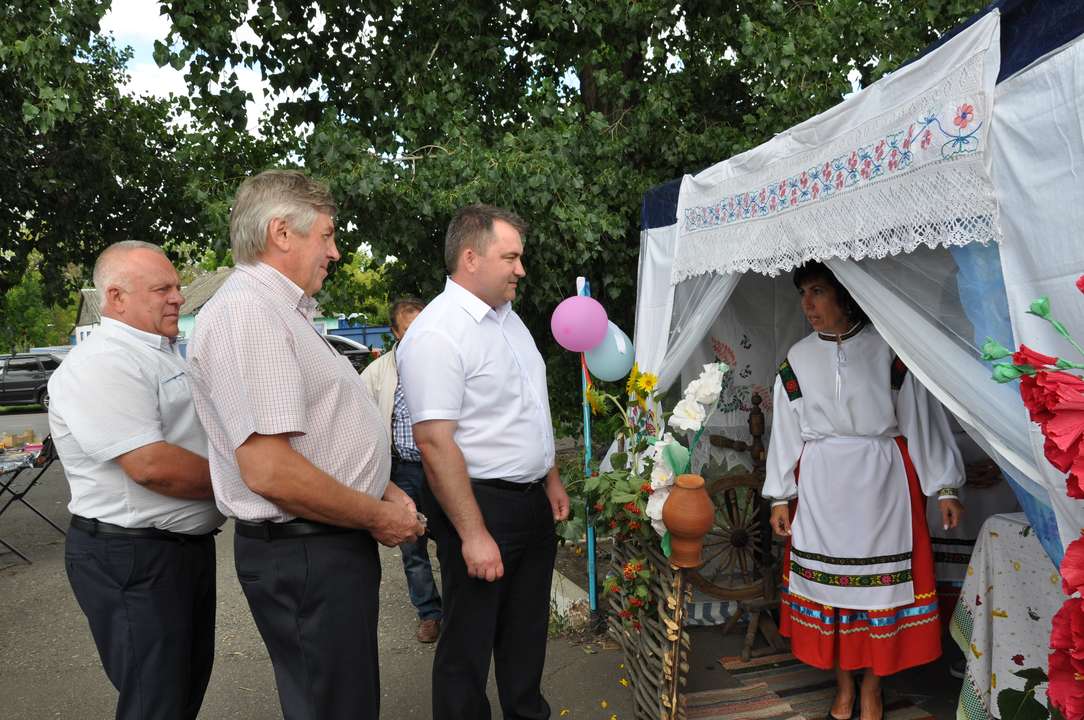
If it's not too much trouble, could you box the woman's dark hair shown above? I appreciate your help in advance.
[792,261,870,327]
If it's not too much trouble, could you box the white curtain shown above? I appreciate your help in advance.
[827,255,1044,495]
[632,225,677,378]
[989,34,1084,551]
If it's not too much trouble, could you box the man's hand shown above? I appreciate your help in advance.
[383,482,417,514]
[371,501,424,547]
[770,504,792,537]
[462,531,504,582]
[940,497,964,530]
[545,473,570,522]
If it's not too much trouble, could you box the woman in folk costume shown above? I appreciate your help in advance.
[763,262,965,720]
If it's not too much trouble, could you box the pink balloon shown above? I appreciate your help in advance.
[550,296,608,352]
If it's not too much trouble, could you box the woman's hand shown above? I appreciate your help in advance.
[939,498,964,530]
[770,504,792,537]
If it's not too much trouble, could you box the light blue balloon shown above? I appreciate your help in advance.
[585,321,635,382]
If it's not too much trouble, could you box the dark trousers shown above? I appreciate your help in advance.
[422,480,557,720]
[392,458,442,620]
[234,528,381,720]
[64,525,216,720]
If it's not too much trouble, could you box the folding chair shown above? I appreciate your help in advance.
[0,434,65,564]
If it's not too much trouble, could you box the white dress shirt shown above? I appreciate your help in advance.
[396,278,555,483]
[47,317,224,534]
[188,263,390,522]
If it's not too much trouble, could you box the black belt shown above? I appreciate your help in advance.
[235,518,355,541]
[472,477,545,493]
[392,456,422,466]
[71,515,217,543]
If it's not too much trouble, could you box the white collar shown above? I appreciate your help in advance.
[99,316,175,352]
[444,277,511,324]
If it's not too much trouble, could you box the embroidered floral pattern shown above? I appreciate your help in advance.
[682,105,985,234]
[791,560,912,587]
[709,337,774,413]
[778,358,801,402]
[790,547,912,566]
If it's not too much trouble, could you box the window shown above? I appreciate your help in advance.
[6,358,40,374]
[39,357,60,370]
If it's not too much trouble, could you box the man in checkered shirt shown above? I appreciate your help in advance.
[189,169,423,720]
[361,297,443,644]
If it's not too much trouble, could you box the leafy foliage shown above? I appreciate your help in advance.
[0,251,77,353]
[155,0,984,425]
[1,0,280,302]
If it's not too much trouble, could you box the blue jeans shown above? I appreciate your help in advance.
[392,459,442,621]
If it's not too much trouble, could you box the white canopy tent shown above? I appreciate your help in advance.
[633,3,1084,564]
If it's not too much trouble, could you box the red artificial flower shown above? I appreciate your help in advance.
[1048,648,1084,719]
[639,482,652,494]
[1070,473,1084,500]
[1013,344,1060,369]
[1077,274,1084,295]
[627,520,641,531]
[1062,537,1084,597]
[1050,598,1082,652]
[1019,371,1084,491]
[632,621,642,630]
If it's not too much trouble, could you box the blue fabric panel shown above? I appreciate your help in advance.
[950,242,1062,569]
[908,0,1084,81]
[641,178,682,230]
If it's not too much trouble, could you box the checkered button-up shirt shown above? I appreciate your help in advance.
[188,263,390,522]
[391,382,421,461]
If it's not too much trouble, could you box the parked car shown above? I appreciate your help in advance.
[324,334,370,372]
[0,353,63,409]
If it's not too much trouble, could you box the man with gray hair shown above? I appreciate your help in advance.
[49,240,224,720]
[188,169,422,720]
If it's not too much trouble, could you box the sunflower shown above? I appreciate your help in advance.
[585,387,605,415]
[636,372,658,397]
[625,363,641,396]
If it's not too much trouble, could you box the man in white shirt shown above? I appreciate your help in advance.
[398,204,570,720]
[48,241,225,720]
[188,169,422,720]
[361,297,443,643]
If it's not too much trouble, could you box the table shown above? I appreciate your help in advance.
[951,512,1065,720]
[0,442,63,564]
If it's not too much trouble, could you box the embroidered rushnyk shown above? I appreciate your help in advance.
[671,12,1002,282]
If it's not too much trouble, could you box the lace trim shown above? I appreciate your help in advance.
[671,17,1000,283]
[673,157,999,281]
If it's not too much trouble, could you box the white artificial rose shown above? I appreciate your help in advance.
[691,364,724,404]
[668,397,706,432]
[650,463,674,491]
[682,377,704,402]
[646,486,671,536]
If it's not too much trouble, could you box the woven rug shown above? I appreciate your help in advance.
[684,681,803,720]
[718,654,937,720]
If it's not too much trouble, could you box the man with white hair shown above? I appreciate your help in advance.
[48,241,224,720]
[188,169,422,720]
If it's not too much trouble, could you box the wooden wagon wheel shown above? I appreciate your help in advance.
[687,472,779,600]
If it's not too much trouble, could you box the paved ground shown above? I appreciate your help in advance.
[0,410,634,719]
[2,407,962,718]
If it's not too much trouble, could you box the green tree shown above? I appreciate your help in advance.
[1,0,280,302]
[0,252,78,354]
[156,0,984,425]
[317,248,392,324]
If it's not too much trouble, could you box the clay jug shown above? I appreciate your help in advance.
[661,474,714,568]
